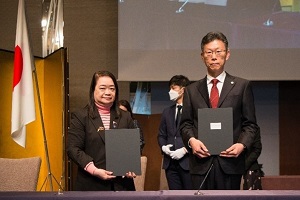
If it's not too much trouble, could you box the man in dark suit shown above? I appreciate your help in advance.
[180,31,260,190]
[158,75,192,190]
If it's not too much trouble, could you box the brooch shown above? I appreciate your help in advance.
[97,126,105,132]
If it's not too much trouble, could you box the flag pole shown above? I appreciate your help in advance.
[31,67,53,191]
[31,67,63,192]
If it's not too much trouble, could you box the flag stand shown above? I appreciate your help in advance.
[32,66,62,192]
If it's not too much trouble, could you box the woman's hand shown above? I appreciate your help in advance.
[93,168,116,180]
[124,171,136,179]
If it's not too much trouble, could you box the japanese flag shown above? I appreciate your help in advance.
[11,0,36,148]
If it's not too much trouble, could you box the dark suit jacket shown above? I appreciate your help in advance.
[67,106,135,191]
[180,72,259,175]
[245,127,262,171]
[158,104,189,171]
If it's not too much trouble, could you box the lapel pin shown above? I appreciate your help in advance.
[97,126,105,132]
[231,81,234,85]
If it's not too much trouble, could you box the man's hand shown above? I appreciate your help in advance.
[170,147,187,160]
[189,137,210,158]
[162,144,174,155]
[220,143,245,157]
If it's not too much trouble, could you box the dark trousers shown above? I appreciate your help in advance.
[191,157,242,190]
[165,159,193,190]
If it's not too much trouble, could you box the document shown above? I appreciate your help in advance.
[198,108,233,155]
[105,129,141,176]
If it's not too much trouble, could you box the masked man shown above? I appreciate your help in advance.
[157,75,192,190]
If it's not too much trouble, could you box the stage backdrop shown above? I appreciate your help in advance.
[0,48,69,191]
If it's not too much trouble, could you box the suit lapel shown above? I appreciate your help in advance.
[90,109,105,143]
[196,77,210,107]
[110,109,120,129]
[218,73,236,107]
[170,105,176,127]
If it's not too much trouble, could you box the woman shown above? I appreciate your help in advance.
[67,71,136,191]
[118,99,145,154]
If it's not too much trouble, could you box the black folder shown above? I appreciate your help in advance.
[198,108,233,155]
[105,129,141,176]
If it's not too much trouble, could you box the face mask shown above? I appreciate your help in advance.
[169,89,180,101]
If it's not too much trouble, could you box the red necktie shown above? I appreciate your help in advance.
[210,79,219,108]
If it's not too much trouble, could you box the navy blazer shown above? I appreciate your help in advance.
[158,104,189,171]
[180,72,259,175]
[67,106,135,191]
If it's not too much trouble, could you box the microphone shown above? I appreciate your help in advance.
[194,163,214,195]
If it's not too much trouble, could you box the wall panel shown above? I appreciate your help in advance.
[0,49,68,191]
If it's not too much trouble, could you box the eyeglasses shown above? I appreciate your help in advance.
[203,50,226,57]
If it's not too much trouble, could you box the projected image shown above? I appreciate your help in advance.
[129,82,151,115]
[119,0,300,49]
[118,0,300,81]
[169,0,228,13]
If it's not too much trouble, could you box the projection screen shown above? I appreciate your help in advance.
[118,0,300,81]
